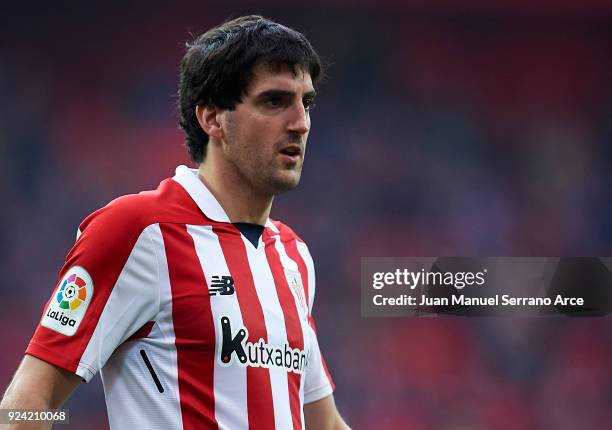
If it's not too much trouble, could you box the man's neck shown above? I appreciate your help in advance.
[197,160,272,226]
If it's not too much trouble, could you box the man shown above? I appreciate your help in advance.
[1,15,350,429]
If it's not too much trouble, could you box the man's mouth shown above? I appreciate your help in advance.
[279,144,303,164]
[279,144,302,157]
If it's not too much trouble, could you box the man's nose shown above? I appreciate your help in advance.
[286,102,309,135]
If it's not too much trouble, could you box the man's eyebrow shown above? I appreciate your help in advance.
[255,89,317,99]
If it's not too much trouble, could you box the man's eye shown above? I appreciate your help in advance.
[264,98,283,108]
[303,99,316,111]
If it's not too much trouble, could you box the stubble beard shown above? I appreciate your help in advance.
[222,118,304,196]
[248,158,303,196]
[267,166,302,194]
[227,145,303,197]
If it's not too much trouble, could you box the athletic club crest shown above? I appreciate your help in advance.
[285,269,307,314]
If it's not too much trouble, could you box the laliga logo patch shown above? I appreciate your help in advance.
[42,266,94,336]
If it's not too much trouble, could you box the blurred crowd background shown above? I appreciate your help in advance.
[2,1,612,429]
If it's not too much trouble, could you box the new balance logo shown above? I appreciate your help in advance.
[209,275,235,296]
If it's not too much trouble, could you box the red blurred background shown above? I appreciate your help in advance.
[1,1,611,428]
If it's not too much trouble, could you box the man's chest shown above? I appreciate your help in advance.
[162,224,310,370]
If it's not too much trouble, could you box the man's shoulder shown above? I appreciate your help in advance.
[270,219,307,246]
[78,178,204,238]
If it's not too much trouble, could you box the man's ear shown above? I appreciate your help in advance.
[195,105,223,139]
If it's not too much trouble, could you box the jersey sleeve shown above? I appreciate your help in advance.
[304,316,336,403]
[25,202,161,382]
[296,241,336,404]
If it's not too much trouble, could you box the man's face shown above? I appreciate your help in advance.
[219,64,316,196]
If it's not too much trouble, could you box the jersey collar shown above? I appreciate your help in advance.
[171,165,278,232]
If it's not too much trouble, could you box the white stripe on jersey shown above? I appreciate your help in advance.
[187,224,248,430]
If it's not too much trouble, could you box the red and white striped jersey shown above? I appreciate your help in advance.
[26,165,335,430]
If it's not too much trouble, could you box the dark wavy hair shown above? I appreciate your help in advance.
[178,15,323,163]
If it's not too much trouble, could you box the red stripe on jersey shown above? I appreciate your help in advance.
[215,225,275,430]
[161,223,218,430]
[263,229,304,430]
[282,239,310,313]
